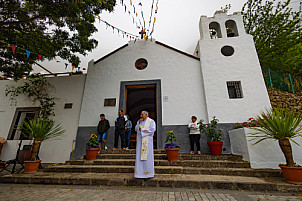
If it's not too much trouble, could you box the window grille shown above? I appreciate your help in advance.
[227,81,243,99]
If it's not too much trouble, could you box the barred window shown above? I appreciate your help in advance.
[227,81,243,99]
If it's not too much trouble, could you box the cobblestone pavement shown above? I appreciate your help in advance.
[0,184,301,201]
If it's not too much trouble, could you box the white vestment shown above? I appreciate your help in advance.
[134,117,156,178]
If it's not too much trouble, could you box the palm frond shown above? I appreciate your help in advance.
[19,119,65,141]
[249,107,302,141]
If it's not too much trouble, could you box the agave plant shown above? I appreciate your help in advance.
[20,119,65,161]
[249,107,302,167]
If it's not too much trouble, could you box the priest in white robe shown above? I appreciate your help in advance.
[134,111,156,179]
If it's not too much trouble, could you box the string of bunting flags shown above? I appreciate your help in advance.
[115,0,159,40]
[1,40,85,72]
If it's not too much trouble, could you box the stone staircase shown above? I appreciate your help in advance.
[1,150,302,192]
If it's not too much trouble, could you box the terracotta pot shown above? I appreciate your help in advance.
[279,165,302,185]
[165,148,180,162]
[24,160,42,174]
[86,148,100,160]
[207,142,223,156]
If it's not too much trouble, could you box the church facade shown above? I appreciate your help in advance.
[0,11,271,163]
[72,11,271,159]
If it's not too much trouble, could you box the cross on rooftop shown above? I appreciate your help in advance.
[139,29,145,39]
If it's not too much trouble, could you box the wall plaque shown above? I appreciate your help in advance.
[104,98,116,106]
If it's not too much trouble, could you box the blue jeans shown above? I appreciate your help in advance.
[125,129,131,148]
[98,131,107,143]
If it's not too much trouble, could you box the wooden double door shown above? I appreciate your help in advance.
[125,85,157,149]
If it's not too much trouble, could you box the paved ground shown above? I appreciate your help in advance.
[0,184,301,201]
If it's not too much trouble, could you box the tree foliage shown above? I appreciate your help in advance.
[0,0,116,79]
[242,0,302,76]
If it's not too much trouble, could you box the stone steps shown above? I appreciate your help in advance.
[1,172,301,192]
[96,153,243,161]
[43,164,282,177]
[0,150,291,192]
[67,159,250,168]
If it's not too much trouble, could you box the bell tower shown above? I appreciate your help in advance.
[198,11,271,123]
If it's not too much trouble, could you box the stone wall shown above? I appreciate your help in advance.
[267,88,302,113]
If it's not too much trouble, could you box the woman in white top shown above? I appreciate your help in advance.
[188,116,201,155]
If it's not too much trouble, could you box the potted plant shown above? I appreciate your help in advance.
[199,116,223,155]
[249,107,302,184]
[20,118,65,174]
[86,134,100,160]
[164,130,180,161]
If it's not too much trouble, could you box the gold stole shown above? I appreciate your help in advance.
[141,118,151,161]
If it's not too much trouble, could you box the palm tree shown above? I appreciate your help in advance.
[20,119,65,161]
[249,107,302,167]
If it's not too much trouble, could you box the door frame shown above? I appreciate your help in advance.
[119,79,162,148]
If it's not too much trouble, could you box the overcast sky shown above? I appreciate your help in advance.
[33,0,301,74]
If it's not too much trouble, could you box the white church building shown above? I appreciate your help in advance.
[0,11,273,165]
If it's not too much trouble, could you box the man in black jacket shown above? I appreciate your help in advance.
[97,114,110,150]
[112,110,127,150]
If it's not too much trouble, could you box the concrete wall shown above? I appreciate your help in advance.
[0,75,86,163]
[198,12,271,123]
[229,128,302,169]
[72,123,234,159]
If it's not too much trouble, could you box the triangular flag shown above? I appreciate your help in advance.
[65,63,68,69]
[133,5,135,13]
[48,57,52,61]
[138,2,142,6]
[72,65,75,71]
[130,0,132,6]
[125,5,126,12]
[38,54,42,60]
[25,50,31,59]
[10,44,16,54]
[154,17,156,23]
[22,76,24,81]
[87,6,91,14]
[97,15,100,23]
[78,67,80,71]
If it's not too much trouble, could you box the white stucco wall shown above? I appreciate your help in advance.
[198,12,271,123]
[229,128,302,169]
[0,75,86,163]
[79,40,207,127]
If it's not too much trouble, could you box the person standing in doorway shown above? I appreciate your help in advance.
[125,115,132,150]
[112,110,127,150]
[97,114,110,151]
[188,116,201,154]
[134,111,156,179]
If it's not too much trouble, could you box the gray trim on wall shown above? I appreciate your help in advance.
[72,123,235,160]
[119,79,163,148]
